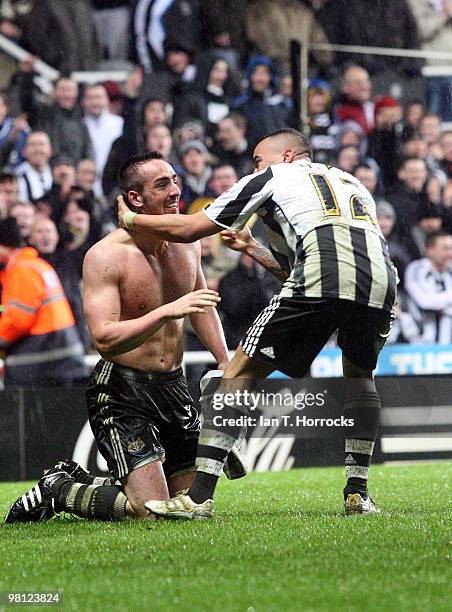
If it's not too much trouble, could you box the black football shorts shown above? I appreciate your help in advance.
[241,295,393,377]
[87,360,200,481]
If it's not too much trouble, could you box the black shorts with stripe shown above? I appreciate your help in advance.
[86,360,200,481]
[241,296,392,377]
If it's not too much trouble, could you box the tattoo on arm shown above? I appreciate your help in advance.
[247,243,289,282]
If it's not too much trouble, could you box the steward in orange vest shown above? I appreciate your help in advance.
[0,218,85,386]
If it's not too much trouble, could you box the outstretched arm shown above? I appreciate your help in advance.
[117,166,275,243]
[221,226,289,282]
[117,196,218,243]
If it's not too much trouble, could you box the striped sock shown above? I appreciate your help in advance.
[343,385,380,499]
[344,438,375,498]
[53,478,127,521]
[189,374,245,503]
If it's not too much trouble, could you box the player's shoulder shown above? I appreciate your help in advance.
[84,229,132,270]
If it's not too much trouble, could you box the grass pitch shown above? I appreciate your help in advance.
[0,463,450,612]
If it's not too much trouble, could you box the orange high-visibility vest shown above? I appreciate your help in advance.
[0,247,84,385]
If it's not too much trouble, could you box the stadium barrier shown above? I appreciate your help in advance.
[1,375,451,482]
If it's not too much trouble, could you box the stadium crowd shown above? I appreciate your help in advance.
[0,0,452,383]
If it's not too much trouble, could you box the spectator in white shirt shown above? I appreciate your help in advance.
[405,231,452,343]
[15,132,53,203]
[82,84,124,196]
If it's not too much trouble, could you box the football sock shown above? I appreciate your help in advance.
[343,378,380,500]
[71,467,115,487]
[189,374,245,504]
[53,477,127,521]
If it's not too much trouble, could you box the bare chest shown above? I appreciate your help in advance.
[119,245,197,318]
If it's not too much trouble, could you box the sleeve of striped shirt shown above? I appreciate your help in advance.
[203,167,274,230]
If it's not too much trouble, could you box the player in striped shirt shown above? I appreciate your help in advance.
[117,128,398,517]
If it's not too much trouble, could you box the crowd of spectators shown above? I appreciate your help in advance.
[0,0,452,363]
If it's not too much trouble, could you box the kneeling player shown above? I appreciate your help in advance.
[5,152,230,523]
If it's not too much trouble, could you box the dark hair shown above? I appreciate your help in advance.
[354,162,374,173]
[67,187,93,214]
[399,156,426,171]
[118,151,164,208]
[212,163,237,175]
[426,230,452,249]
[0,171,18,184]
[258,128,311,157]
[405,99,424,108]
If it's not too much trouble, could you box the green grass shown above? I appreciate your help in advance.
[0,464,450,612]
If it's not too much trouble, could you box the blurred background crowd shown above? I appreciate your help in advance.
[0,0,452,372]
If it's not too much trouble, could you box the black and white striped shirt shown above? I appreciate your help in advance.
[405,258,452,344]
[203,160,397,311]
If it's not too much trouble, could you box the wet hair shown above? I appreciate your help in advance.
[258,128,311,157]
[118,151,164,207]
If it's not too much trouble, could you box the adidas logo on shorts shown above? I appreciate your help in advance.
[260,346,275,359]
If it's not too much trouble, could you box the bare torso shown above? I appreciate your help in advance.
[89,229,199,372]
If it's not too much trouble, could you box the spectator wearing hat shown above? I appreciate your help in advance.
[179,140,212,206]
[15,131,53,203]
[368,96,404,188]
[231,56,292,149]
[0,217,85,386]
[82,83,124,197]
[336,121,369,157]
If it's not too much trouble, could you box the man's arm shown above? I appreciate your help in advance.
[117,166,274,243]
[188,247,230,368]
[221,226,289,282]
[83,246,221,358]
[118,196,219,243]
